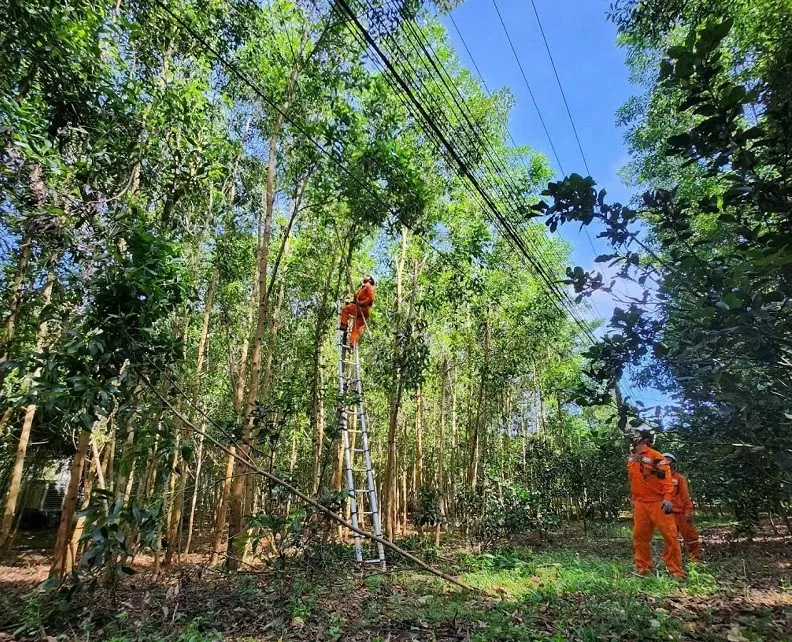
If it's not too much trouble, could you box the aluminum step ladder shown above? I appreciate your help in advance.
[337,321,386,570]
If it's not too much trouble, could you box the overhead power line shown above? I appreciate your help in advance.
[443,4,638,400]
[528,0,591,176]
[489,0,564,175]
[334,0,584,321]
[490,0,601,260]
[443,8,607,317]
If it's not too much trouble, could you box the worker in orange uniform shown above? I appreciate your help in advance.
[663,453,701,562]
[627,425,685,578]
[339,275,376,348]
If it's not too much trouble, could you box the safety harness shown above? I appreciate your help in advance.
[629,453,668,480]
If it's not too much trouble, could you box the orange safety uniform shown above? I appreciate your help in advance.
[670,471,701,561]
[627,444,684,577]
[339,282,376,347]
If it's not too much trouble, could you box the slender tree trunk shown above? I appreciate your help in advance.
[436,358,447,546]
[210,444,236,566]
[415,387,423,499]
[233,289,256,419]
[284,432,300,517]
[139,435,159,500]
[114,417,136,503]
[243,195,299,529]
[466,318,489,487]
[50,430,91,578]
[449,369,458,520]
[384,228,408,540]
[0,268,55,552]
[310,265,335,494]
[185,269,218,554]
[163,430,180,559]
[165,434,187,566]
[212,290,254,564]
[401,463,408,534]
[227,106,288,568]
[92,438,107,494]
[68,433,104,565]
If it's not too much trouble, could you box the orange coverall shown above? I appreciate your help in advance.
[628,444,684,577]
[671,471,701,561]
[339,282,376,347]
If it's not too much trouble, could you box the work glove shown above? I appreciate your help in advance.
[661,500,673,514]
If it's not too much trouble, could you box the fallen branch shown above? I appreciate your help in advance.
[145,382,487,596]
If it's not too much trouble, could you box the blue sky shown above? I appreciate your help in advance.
[442,0,672,410]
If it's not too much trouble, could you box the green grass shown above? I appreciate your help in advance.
[353,537,750,642]
[370,546,702,641]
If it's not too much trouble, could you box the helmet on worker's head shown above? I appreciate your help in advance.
[628,420,656,446]
[662,452,677,464]
[363,274,375,285]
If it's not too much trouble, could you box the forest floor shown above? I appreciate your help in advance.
[1,520,790,641]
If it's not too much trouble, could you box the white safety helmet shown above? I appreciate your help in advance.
[629,421,656,446]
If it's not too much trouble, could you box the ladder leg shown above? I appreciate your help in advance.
[355,348,386,568]
[341,412,363,562]
[338,322,362,562]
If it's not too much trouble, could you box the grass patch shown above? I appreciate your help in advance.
[459,548,680,599]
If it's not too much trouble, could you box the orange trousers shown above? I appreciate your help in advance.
[633,500,684,577]
[340,303,370,347]
[674,513,701,561]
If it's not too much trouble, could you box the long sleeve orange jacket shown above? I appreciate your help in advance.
[627,443,675,503]
[670,471,695,515]
[354,283,376,308]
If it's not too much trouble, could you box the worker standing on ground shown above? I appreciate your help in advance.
[663,453,701,562]
[627,425,685,578]
[339,275,376,348]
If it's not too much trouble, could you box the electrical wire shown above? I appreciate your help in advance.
[380,3,603,328]
[528,0,590,176]
[489,0,564,175]
[443,4,637,398]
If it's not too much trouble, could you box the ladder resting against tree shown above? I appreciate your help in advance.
[337,306,386,570]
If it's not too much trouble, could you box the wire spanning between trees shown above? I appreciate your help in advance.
[444,5,639,400]
[486,0,597,264]
[440,9,609,328]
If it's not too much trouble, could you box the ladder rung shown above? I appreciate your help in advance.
[352,448,367,453]
[351,488,371,493]
[362,559,385,565]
